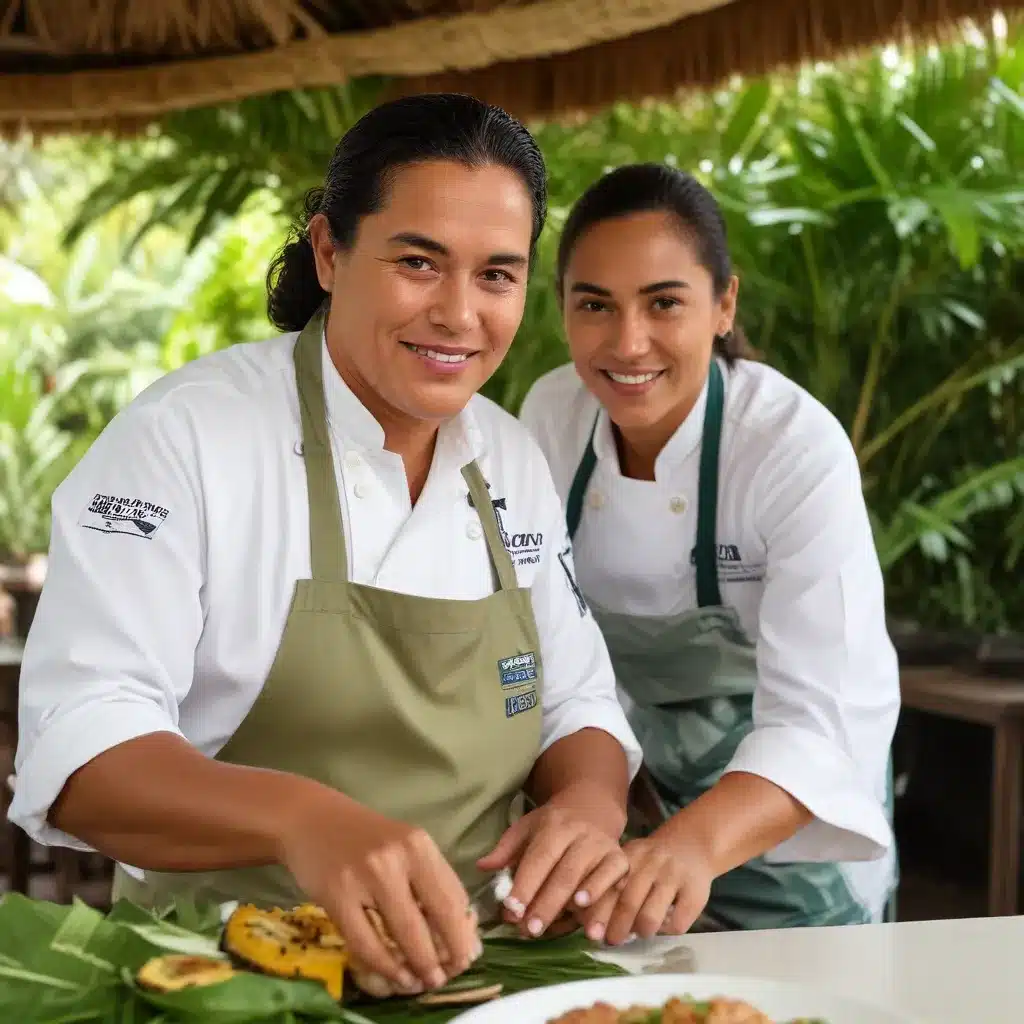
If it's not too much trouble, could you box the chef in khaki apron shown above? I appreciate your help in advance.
[526,357,898,933]
[111,311,544,914]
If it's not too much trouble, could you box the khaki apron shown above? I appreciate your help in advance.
[113,310,543,914]
[566,359,896,930]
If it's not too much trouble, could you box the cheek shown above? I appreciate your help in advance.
[483,293,528,351]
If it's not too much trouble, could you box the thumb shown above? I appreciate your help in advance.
[477,816,532,871]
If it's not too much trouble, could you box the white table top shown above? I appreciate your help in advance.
[601,916,1024,1023]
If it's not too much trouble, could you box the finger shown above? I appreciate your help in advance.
[521,838,613,937]
[504,822,575,924]
[476,817,531,873]
[410,842,480,980]
[633,880,679,939]
[576,886,620,944]
[373,876,449,990]
[604,870,658,947]
[334,894,422,996]
[572,848,630,910]
[662,891,704,935]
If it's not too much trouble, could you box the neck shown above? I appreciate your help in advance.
[327,350,439,506]
[614,389,702,482]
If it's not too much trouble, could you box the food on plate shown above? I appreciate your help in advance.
[546,995,796,1023]
[135,953,238,992]
[221,903,349,1000]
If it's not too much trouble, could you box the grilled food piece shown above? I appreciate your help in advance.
[136,953,237,992]
[221,904,348,1000]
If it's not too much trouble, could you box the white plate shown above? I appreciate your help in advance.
[450,973,921,1023]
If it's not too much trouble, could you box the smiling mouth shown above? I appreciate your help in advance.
[602,369,664,385]
[401,342,477,364]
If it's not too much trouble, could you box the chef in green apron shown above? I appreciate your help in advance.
[520,163,899,945]
[10,95,642,994]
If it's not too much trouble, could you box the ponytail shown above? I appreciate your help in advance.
[266,187,328,333]
[713,325,759,364]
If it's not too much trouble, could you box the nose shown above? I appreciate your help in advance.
[611,308,653,360]
[428,276,479,334]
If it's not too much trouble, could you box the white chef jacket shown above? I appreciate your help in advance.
[520,359,899,911]
[10,331,642,851]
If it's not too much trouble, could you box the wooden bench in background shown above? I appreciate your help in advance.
[900,666,1024,918]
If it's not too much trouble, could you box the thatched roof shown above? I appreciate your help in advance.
[1,0,1020,136]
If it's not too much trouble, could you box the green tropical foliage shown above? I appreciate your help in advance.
[2,24,1023,632]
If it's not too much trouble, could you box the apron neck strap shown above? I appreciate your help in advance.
[565,415,598,543]
[694,359,725,608]
[563,359,727,608]
[462,461,520,591]
[293,307,349,584]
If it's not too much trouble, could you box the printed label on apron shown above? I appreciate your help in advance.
[505,689,538,718]
[498,652,537,687]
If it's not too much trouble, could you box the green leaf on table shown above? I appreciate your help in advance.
[125,967,347,1022]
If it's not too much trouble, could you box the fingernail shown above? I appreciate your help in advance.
[428,968,446,990]
[625,932,637,944]
[574,890,590,907]
[397,971,421,994]
[527,917,543,937]
[504,896,525,919]
[472,939,484,961]
[586,923,605,942]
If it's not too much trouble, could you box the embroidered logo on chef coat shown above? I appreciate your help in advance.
[498,652,538,688]
[505,688,538,719]
[688,543,766,583]
[78,493,169,538]
[467,486,543,566]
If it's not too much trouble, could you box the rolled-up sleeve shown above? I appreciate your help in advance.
[726,416,900,863]
[530,461,643,780]
[9,401,205,849]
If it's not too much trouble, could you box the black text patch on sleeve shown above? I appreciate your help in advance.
[78,494,169,539]
[558,544,588,618]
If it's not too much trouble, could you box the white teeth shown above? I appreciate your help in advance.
[607,370,660,385]
[408,344,470,363]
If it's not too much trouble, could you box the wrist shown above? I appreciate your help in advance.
[269,775,348,864]
[546,780,627,839]
[655,808,727,877]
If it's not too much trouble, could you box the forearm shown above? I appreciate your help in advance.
[49,732,337,871]
[525,728,629,838]
[658,770,812,876]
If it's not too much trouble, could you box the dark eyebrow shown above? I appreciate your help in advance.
[639,279,689,294]
[570,282,612,297]
[570,279,690,298]
[388,232,527,268]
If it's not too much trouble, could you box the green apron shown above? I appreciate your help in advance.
[113,310,543,917]
[565,359,894,930]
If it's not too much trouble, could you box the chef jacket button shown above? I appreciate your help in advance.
[466,521,483,540]
[588,491,606,510]
[293,441,304,456]
[669,496,687,514]
[353,481,368,499]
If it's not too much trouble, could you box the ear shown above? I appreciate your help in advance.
[716,275,740,335]
[308,213,337,293]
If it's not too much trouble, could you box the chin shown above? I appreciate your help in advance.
[403,382,479,422]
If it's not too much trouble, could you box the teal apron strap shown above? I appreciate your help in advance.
[565,416,599,541]
[695,360,725,608]
[293,306,349,585]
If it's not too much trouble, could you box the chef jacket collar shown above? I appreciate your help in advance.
[591,359,715,481]
[318,324,487,464]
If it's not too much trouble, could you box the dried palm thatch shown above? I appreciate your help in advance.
[0,0,1020,136]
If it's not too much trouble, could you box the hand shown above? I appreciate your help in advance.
[577,831,715,946]
[477,785,628,939]
[278,789,481,995]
